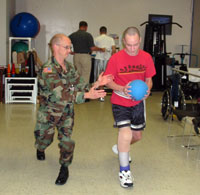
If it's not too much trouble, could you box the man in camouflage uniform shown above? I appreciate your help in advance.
[34,33,111,185]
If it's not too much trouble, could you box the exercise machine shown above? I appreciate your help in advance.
[140,19,182,91]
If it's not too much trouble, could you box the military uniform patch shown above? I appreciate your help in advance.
[43,67,52,73]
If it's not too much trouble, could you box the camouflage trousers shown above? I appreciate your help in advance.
[34,103,75,167]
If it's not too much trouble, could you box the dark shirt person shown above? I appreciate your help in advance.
[69,21,105,83]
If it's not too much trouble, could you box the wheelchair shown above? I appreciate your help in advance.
[161,65,200,135]
[162,47,199,118]
[161,70,186,121]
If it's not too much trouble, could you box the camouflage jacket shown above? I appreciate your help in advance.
[37,57,89,110]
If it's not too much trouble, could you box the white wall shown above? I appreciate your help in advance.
[191,0,200,67]
[0,0,7,66]
[0,0,15,66]
[15,0,193,63]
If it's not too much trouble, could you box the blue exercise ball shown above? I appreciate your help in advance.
[128,80,148,101]
[10,12,40,37]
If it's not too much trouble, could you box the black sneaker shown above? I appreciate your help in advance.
[36,150,45,160]
[55,165,69,185]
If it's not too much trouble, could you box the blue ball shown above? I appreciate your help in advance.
[128,80,148,101]
[10,12,40,37]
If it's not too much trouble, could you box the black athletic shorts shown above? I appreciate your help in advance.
[112,101,146,131]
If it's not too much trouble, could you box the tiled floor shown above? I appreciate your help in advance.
[0,92,200,195]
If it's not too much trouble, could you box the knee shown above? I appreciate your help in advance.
[59,140,75,154]
[119,130,132,143]
[34,128,54,143]
[132,132,142,142]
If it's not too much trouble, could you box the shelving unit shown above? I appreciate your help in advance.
[5,77,37,104]
[9,37,34,65]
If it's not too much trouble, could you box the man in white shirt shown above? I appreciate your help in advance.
[94,26,116,101]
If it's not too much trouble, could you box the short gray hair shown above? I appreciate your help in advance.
[48,33,67,53]
[49,33,66,47]
[123,27,140,39]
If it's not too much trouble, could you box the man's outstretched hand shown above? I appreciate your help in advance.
[84,86,106,99]
[94,72,114,88]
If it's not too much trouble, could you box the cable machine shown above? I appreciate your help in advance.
[140,15,182,91]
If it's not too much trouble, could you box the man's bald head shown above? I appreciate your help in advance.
[123,27,140,40]
[49,33,70,54]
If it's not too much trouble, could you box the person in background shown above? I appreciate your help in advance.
[69,21,105,84]
[94,26,116,101]
[104,27,156,188]
[34,33,113,186]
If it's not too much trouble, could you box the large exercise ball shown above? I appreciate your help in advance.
[10,12,40,37]
[128,80,148,101]
[12,42,28,53]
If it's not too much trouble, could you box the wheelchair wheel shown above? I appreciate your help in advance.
[161,89,172,120]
